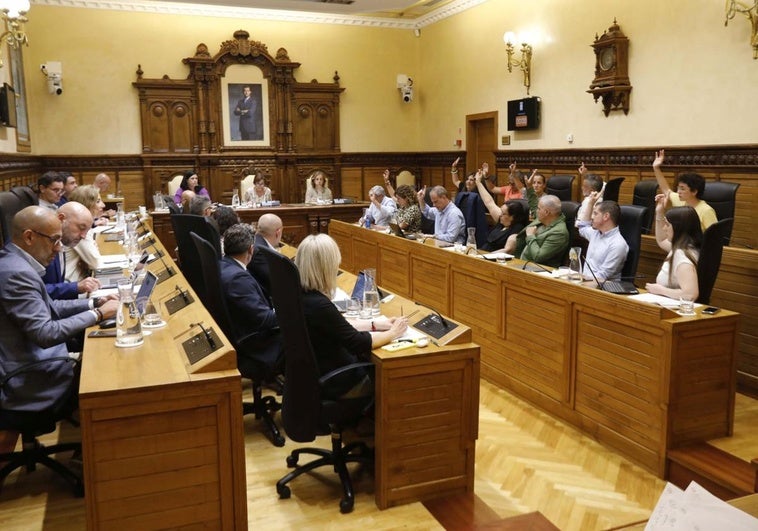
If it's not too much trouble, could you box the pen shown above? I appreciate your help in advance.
[406,309,420,320]
[401,305,404,316]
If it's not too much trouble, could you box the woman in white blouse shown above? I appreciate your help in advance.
[65,185,106,281]
[305,170,333,204]
[244,173,272,205]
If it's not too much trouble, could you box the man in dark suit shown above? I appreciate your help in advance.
[220,223,281,375]
[41,201,101,300]
[0,206,118,412]
[247,213,283,302]
[233,85,261,140]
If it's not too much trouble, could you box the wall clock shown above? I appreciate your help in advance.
[588,20,632,116]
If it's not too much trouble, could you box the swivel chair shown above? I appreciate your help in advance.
[259,246,374,513]
[602,177,625,203]
[0,190,24,247]
[561,200,581,254]
[696,218,734,305]
[190,232,285,447]
[632,180,658,234]
[0,357,83,496]
[170,214,221,303]
[163,195,181,214]
[546,174,575,201]
[10,186,39,207]
[701,182,739,244]
[618,205,648,280]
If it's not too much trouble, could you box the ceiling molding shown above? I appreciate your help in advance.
[32,0,486,28]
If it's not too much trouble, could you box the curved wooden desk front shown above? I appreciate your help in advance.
[329,220,741,478]
[79,228,247,530]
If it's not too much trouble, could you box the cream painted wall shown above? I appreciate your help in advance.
[10,0,758,155]
[419,0,758,151]
[22,6,420,154]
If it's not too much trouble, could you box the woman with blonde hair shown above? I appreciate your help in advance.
[65,185,106,281]
[295,234,407,399]
[305,170,332,204]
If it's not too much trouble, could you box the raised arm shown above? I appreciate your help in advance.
[652,149,673,197]
[578,191,601,222]
[450,157,462,188]
[382,169,396,200]
[653,193,672,253]
[475,170,502,223]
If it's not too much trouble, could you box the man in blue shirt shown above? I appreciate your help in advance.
[576,194,628,282]
[417,185,465,244]
[361,185,397,228]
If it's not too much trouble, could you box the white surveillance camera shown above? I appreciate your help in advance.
[401,85,413,103]
[47,74,62,95]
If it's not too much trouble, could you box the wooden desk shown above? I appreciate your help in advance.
[151,202,368,259]
[79,233,247,529]
[329,220,741,478]
[333,272,480,509]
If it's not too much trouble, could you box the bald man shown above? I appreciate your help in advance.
[247,213,283,301]
[41,201,102,300]
[93,173,111,194]
[0,207,118,412]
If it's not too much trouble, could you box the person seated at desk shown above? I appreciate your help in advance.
[524,169,547,220]
[56,173,77,207]
[475,171,528,253]
[416,185,466,244]
[70,184,108,227]
[576,162,605,224]
[220,224,283,374]
[450,157,479,195]
[173,170,211,206]
[35,171,65,211]
[93,173,117,219]
[295,234,407,399]
[652,149,716,231]
[305,170,332,204]
[41,201,101,299]
[515,195,569,268]
[180,189,196,212]
[247,213,283,302]
[0,206,118,413]
[392,184,422,233]
[576,194,628,282]
[360,185,396,229]
[244,173,272,205]
[645,196,702,301]
[484,161,525,201]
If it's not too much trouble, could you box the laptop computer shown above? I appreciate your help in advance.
[388,222,417,240]
[135,270,159,317]
[585,260,639,295]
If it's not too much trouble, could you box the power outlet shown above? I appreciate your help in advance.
[501,135,511,146]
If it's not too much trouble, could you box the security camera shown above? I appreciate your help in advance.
[47,74,62,95]
[401,85,413,103]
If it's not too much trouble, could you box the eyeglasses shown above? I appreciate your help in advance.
[30,229,63,247]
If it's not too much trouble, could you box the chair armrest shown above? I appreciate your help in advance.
[1,357,79,389]
[318,361,374,387]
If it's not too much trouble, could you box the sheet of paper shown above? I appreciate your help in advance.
[629,293,687,309]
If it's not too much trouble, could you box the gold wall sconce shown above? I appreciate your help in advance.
[503,32,532,95]
[725,0,758,59]
[0,0,29,68]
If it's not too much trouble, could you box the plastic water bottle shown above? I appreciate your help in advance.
[231,191,240,208]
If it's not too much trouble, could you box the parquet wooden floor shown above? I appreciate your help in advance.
[1,380,754,530]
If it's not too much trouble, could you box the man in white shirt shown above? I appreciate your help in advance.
[36,172,65,210]
[361,185,397,228]
[576,193,628,282]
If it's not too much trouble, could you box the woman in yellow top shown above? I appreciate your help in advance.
[652,149,717,231]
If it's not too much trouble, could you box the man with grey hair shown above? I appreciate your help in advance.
[247,213,283,301]
[516,194,569,268]
[416,185,466,244]
[360,185,397,228]
[220,223,282,373]
[189,195,213,217]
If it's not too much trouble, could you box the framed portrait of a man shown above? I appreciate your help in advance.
[220,65,270,147]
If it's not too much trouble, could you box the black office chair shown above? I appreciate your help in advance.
[618,205,648,280]
[259,246,374,514]
[163,195,181,214]
[632,180,658,234]
[170,214,221,302]
[0,357,83,497]
[10,186,39,207]
[696,218,734,305]
[603,177,625,203]
[0,190,24,247]
[701,182,739,244]
[561,200,581,256]
[189,232,285,447]
[547,174,575,201]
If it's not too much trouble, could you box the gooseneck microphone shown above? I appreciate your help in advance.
[521,260,551,273]
[175,284,190,304]
[414,300,449,329]
[192,322,216,349]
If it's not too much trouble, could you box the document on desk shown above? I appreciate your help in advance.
[97,254,129,268]
[645,481,757,530]
[628,293,701,310]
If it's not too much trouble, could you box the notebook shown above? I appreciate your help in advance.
[585,261,639,295]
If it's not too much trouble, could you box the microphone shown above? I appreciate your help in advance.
[414,300,449,329]
[192,322,216,349]
[175,284,190,304]
[521,260,551,273]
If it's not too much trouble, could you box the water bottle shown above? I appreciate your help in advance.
[231,191,240,208]
[569,247,583,283]
[466,227,477,254]
[116,203,126,232]
[116,279,143,346]
[363,268,381,316]
[364,214,372,229]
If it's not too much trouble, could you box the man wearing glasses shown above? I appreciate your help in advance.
[36,171,65,211]
[515,194,570,268]
[0,206,118,413]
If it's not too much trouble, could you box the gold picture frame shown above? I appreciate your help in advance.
[9,45,30,152]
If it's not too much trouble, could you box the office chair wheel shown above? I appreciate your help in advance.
[339,497,354,514]
[272,433,285,447]
[286,454,298,467]
[277,484,291,499]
